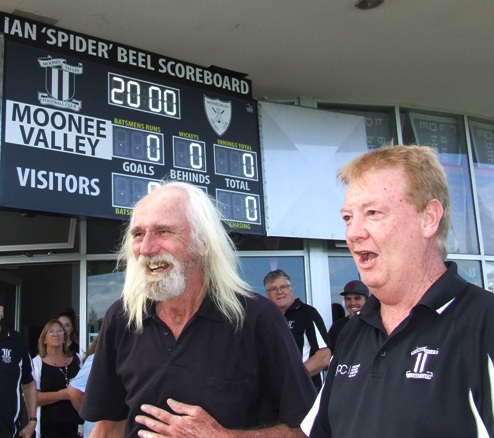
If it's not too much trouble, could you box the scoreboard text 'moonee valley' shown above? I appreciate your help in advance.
[0,13,265,235]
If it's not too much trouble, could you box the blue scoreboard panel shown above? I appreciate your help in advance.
[0,13,264,235]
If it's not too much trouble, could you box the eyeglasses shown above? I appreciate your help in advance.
[48,329,65,336]
[266,284,292,294]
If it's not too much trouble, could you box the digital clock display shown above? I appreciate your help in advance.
[109,73,180,119]
[0,13,265,235]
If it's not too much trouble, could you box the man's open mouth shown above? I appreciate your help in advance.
[358,251,377,263]
[149,262,171,272]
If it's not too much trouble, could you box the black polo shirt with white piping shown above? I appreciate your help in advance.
[0,327,34,437]
[284,298,331,390]
[306,262,494,437]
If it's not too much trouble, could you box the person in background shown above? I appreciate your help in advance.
[264,269,331,392]
[58,308,80,355]
[327,280,369,352]
[0,294,38,438]
[68,335,99,437]
[80,180,316,438]
[302,145,494,437]
[330,303,345,323]
[33,319,82,437]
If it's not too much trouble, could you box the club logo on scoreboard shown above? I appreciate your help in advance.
[37,56,83,111]
[204,96,232,136]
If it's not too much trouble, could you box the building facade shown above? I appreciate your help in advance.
[0,5,492,355]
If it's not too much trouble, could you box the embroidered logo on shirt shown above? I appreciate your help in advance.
[335,363,361,378]
[1,348,12,364]
[286,320,294,329]
[405,346,439,380]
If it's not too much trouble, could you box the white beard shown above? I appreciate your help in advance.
[133,253,193,302]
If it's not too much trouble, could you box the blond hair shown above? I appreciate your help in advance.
[37,319,72,358]
[338,145,451,259]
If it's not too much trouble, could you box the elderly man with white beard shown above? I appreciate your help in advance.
[80,180,316,438]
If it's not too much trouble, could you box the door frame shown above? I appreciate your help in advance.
[0,269,22,331]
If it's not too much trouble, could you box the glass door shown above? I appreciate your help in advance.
[0,270,22,331]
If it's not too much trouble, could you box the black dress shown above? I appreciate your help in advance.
[39,357,82,437]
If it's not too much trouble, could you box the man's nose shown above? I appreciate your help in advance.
[346,216,368,243]
[139,233,160,256]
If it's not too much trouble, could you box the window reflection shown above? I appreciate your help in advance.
[485,262,494,293]
[468,118,494,255]
[450,259,482,288]
[238,256,306,300]
[344,110,396,150]
[87,261,123,342]
[328,257,359,317]
[402,111,479,255]
[317,105,396,150]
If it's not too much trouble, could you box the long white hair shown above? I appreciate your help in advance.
[118,180,253,333]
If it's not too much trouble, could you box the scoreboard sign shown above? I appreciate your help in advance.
[0,13,264,235]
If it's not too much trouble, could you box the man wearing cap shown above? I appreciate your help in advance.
[327,280,369,352]
[0,295,38,437]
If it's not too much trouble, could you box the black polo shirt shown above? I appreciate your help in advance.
[284,298,330,390]
[81,293,316,437]
[327,316,349,351]
[0,327,34,437]
[306,262,494,437]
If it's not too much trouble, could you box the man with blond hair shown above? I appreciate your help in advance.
[303,145,494,437]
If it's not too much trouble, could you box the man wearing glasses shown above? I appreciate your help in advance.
[264,269,331,391]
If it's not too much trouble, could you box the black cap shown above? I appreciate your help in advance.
[340,280,369,297]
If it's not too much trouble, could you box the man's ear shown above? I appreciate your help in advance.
[197,240,208,257]
[422,199,443,238]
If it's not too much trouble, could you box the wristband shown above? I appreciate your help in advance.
[28,417,37,422]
